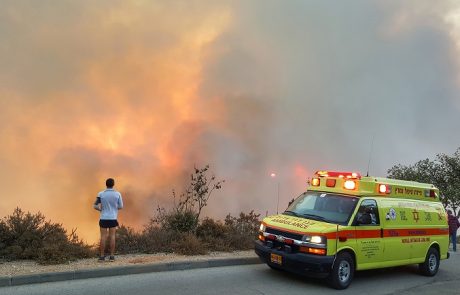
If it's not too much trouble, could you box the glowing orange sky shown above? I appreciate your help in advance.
[0,2,237,242]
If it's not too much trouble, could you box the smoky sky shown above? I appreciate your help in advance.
[1,0,460,242]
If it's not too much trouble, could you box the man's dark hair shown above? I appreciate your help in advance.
[106,178,115,188]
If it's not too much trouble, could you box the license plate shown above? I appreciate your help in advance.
[270,253,282,265]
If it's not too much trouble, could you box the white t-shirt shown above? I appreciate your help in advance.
[95,188,123,220]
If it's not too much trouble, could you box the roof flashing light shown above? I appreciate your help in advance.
[311,178,320,186]
[315,171,361,179]
[378,184,391,194]
[326,179,336,187]
[344,180,356,190]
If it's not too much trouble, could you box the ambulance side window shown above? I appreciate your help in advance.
[355,199,379,226]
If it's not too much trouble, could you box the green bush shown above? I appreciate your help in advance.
[152,207,199,233]
[164,210,198,233]
[0,208,94,264]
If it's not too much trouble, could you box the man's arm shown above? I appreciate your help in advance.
[93,196,102,211]
[118,194,124,210]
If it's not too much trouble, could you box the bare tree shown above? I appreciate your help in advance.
[175,165,224,225]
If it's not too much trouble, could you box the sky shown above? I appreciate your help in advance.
[1,0,460,243]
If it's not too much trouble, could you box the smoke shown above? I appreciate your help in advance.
[1,1,460,242]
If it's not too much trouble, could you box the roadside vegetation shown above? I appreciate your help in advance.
[116,165,260,255]
[116,211,260,255]
[0,208,94,264]
[387,147,460,216]
[0,165,261,264]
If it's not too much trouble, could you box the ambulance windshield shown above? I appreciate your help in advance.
[284,192,358,225]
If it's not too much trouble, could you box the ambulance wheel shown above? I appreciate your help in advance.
[328,252,354,290]
[419,247,439,276]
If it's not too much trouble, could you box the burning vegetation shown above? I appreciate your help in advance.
[0,166,260,264]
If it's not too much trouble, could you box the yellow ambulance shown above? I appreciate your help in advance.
[255,171,449,289]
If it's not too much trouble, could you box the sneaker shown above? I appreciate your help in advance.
[98,256,105,262]
[109,256,115,262]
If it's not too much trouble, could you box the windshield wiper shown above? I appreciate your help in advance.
[283,210,299,217]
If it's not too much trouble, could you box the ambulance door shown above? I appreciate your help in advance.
[353,199,384,268]
[381,200,413,264]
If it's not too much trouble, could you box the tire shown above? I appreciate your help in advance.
[328,252,355,290]
[419,247,440,276]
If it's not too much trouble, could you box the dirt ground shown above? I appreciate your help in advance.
[0,250,256,277]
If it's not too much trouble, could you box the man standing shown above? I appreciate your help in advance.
[93,178,123,261]
[447,210,460,252]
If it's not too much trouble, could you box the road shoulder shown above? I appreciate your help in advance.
[0,251,260,287]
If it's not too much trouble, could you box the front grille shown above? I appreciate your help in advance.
[265,227,303,240]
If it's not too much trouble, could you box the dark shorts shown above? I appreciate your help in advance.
[99,219,119,228]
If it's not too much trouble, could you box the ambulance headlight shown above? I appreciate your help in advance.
[310,236,323,244]
[302,235,326,244]
[259,223,266,232]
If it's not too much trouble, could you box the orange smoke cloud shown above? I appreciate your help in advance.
[0,2,240,243]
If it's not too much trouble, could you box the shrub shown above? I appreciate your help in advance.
[164,210,198,233]
[224,211,260,250]
[172,233,207,255]
[197,217,226,237]
[116,225,142,254]
[0,207,261,263]
[0,208,94,264]
[152,165,224,234]
[196,217,230,252]
[152,206,199,233]
[139,226,178,253]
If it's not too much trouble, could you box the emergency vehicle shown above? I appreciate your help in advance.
[255,171,449,289]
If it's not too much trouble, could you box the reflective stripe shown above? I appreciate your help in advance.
[382,228,448,237]
[264,223,448,240]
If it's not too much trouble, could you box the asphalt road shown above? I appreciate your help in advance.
[2,252,459,295]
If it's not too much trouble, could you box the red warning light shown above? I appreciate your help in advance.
[326,179,336,187]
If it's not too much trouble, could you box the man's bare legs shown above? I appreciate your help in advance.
[109,227,117,257]
[99,227,108,258]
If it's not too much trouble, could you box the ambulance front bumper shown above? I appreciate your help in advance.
[254,240,334,278]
